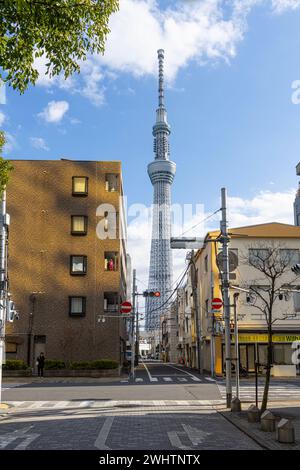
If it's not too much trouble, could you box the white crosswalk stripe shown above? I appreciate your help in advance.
[5,399,224,410]
[177,378,188,382]
[163,377,173,382]
[217,381,300,401]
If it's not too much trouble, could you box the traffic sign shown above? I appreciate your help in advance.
[212,297,223,310]
[120,301,132,314]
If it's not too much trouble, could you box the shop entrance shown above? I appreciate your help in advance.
[222,343,256,374]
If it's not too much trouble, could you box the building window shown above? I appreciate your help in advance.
[104,292,118,312]
[273,344,293,365]
[204,255,208,273]
[249,248,270,267]
[104,252,118,271]
[205,299,209,318]
[69,296,86,316]
[105,173,118,192]
[70,255,87,275]
[71,215,88,235]
[280,249,300,265]
[72,176,88,196]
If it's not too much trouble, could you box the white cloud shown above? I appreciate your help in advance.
[271,0,300,13]
[38,100,69,123]
[32,1,300,104]
[0,111,5,126]
[128,188,295,291]
[30,137,49,151]
[3,132,18,154]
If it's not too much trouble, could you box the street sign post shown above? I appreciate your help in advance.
[120,301,132,314]
[211,298,223,310]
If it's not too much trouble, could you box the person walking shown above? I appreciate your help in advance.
[37,352,45,377]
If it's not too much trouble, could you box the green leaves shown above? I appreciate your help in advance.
[0,0,119,93]
[0,131,13,197]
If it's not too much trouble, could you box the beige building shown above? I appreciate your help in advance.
[196,223,300,376]
[5,159,128,369]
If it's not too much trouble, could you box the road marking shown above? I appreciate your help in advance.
[141,360,159,382]
[135,378,143,383]
[167,364,202,382]
[0,426,40,450]
[94,417,114,450]
[52,401,70,409]
[168,424,210,450]
[163,377,173,382]
[28,401,46,409]
[177,378,188,382]
[78,401,94,408]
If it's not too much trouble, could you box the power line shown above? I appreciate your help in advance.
[145,261,191,318]
[177,208,221,238]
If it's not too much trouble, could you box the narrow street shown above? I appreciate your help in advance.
[2,361,298,450]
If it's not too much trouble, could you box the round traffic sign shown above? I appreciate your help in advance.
[212,297,223,310]
[120,301,132,313]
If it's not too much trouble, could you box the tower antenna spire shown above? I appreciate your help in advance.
[158,49,165,108]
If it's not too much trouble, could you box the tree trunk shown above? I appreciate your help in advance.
[261,324,273,413]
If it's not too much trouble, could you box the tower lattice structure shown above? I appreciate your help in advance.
[145,49,176,331]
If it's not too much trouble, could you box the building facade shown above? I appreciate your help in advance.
[5,159,128,369]
[196,223,300,376]
[145,49,176,331]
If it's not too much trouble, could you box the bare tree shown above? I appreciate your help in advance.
[241,242,300,413]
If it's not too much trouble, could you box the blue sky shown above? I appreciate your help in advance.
[1,0,300,282]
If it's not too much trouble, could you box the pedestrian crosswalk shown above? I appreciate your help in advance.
[217,381,300,401]
[131,375,203,384]
[5,399,223,411]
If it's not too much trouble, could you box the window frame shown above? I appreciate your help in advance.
[69,296,86,317]
[105,173,119,192]
[70,255,87,276]
[72,176,89,196]
[71,215,88,236]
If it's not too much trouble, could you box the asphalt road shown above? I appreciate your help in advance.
[1,362,298,450]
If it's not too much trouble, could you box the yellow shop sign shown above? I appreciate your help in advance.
[234,334,300,343]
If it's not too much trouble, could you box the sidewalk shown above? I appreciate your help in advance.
[218,401,300,450]
[2,376,127,384]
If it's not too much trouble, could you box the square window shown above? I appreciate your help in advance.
[70,255,87,275]
[105,174,118,192]
[104,292,118,312]
[69,296,86,316]
[71,215,88,235]
[72,177,88,196]
[104,252,118,271]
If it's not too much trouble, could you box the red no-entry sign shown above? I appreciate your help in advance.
[212,297,223,310]
[120,301,132,314]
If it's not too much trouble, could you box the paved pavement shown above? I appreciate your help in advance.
[1,362,299,450]
[0,401,261,450]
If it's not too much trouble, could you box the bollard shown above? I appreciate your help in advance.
[276,418,295,444]
[247,404,260,423]
[231,397,241,412]
[260,410,276,432]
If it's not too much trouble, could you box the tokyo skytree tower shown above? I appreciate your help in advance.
[145,50,176,331]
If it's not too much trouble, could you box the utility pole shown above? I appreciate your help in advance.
[0,191,8,405]
[220,187,232,408]
[135,296,139,366]
[233,292,240,400]
[131,268,136,381]
[190,250,202,375]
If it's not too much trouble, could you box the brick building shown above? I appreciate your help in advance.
[5,159,128,369]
